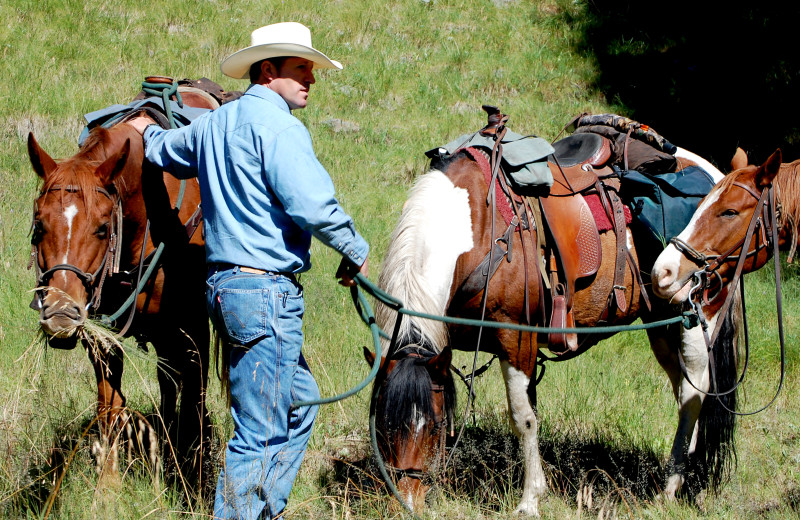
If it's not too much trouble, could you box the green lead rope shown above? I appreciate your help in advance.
[290,272,697,518]
[141,80,183,130]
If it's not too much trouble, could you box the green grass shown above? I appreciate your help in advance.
[2,0,799,518]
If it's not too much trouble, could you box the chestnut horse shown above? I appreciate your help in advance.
[369,135,740,515]
[652,149,793,301]
[27,89,217,489]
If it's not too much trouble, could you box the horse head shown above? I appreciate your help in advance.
[28,127,140,346]
[652,149,783,303]
[364,343,455,512]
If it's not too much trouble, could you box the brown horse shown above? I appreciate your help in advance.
[652,148,792,303]
[27,88,217,489]
[368,128,740,515]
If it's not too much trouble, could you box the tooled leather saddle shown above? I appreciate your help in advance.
[448,106,643,354]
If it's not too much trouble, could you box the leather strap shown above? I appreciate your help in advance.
[450,216,518,309]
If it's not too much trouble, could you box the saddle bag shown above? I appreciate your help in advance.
[619,165,716,248]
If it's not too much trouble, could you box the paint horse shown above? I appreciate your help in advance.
[27,83,221,488]
[368,112,739,515]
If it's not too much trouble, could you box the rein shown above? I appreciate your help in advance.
[671,181,786,414]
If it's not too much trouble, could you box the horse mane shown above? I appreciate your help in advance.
[376,171,470,354]
[776,159,800,233]
[695,288,740,491]
[377,346,457,442]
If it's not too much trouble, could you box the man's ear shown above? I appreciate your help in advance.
[260,60,278,82]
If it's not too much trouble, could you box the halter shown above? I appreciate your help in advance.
[670,181,779,284]
[29,184,123,311]
[377,349,453,487]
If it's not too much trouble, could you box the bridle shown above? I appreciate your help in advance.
[669,179,786,414]
[670,179,778,343]
[670,180,779,298]
[29,184,123,312]
[377,350,452,486]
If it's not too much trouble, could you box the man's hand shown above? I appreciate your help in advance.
[336,257,368,287]
[126,113,157,135]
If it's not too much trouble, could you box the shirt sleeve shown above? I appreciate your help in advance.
[142,124,199,179]
[263,123,369,265]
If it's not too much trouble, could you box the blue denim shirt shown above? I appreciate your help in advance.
[142,84,369,273]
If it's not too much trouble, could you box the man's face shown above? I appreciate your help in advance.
[267,57,316,110]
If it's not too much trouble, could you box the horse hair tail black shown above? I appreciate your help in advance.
[694,304,738,492]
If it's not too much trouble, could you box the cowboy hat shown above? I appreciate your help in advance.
[221,22,343,79]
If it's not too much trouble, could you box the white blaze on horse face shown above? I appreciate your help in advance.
[61,204,79,282]
[412,404,427,435]
[652,187,723,301]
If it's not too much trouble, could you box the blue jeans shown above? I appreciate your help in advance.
[206,266,320,519]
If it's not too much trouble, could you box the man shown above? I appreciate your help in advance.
[128,21,369,519]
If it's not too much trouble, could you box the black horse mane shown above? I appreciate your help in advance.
[377,331,457,441]
[428,148,473,174]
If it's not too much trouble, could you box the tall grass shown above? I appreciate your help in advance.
[2,0,799,518]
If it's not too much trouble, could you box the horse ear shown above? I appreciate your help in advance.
[426,345,453,380]
[755,149,782,189]
[96,138,131,185]
[28,133,58,179]
[730,147,748,171]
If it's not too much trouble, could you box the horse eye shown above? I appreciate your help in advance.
[95,222,109,239]
[720,209,739,218]
[31,220,44,244]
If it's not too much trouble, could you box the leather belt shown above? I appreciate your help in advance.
[210,263,297,281]
[239,266,267,274]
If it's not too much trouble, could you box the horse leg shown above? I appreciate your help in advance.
[152,323,210,489]
[154,340,179,451]
[87,342,126,480]
[501,360,547,517]
[175,321,211,486]
[647,320,710,499]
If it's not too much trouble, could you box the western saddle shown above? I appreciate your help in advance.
[451,106,645,354]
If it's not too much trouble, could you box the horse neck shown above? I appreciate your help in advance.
[376,159,481,354]
[85,124,149,263]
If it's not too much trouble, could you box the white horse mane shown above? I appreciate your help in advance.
[376,170,474,354]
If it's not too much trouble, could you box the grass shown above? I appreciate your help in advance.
[2,0,799,518]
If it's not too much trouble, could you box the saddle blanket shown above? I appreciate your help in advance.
[584,193,632,232]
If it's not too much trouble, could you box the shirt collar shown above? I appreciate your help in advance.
[244,83,291,113]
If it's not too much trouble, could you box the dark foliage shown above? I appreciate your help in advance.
[569,1,800,167]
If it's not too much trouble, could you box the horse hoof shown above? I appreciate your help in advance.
[513,500,540,517]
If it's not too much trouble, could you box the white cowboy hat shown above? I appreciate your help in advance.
[221,22,343,79]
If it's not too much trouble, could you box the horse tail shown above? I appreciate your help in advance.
[376,170,474,354]
[695,292,740,491]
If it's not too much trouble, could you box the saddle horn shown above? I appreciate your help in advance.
[480,104,509,138]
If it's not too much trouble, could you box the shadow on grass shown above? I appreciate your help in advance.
[320,422,671,513]
[8,410,220,518]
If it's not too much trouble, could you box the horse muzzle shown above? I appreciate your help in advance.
[651,244,696,302]
[38,294,87,347]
